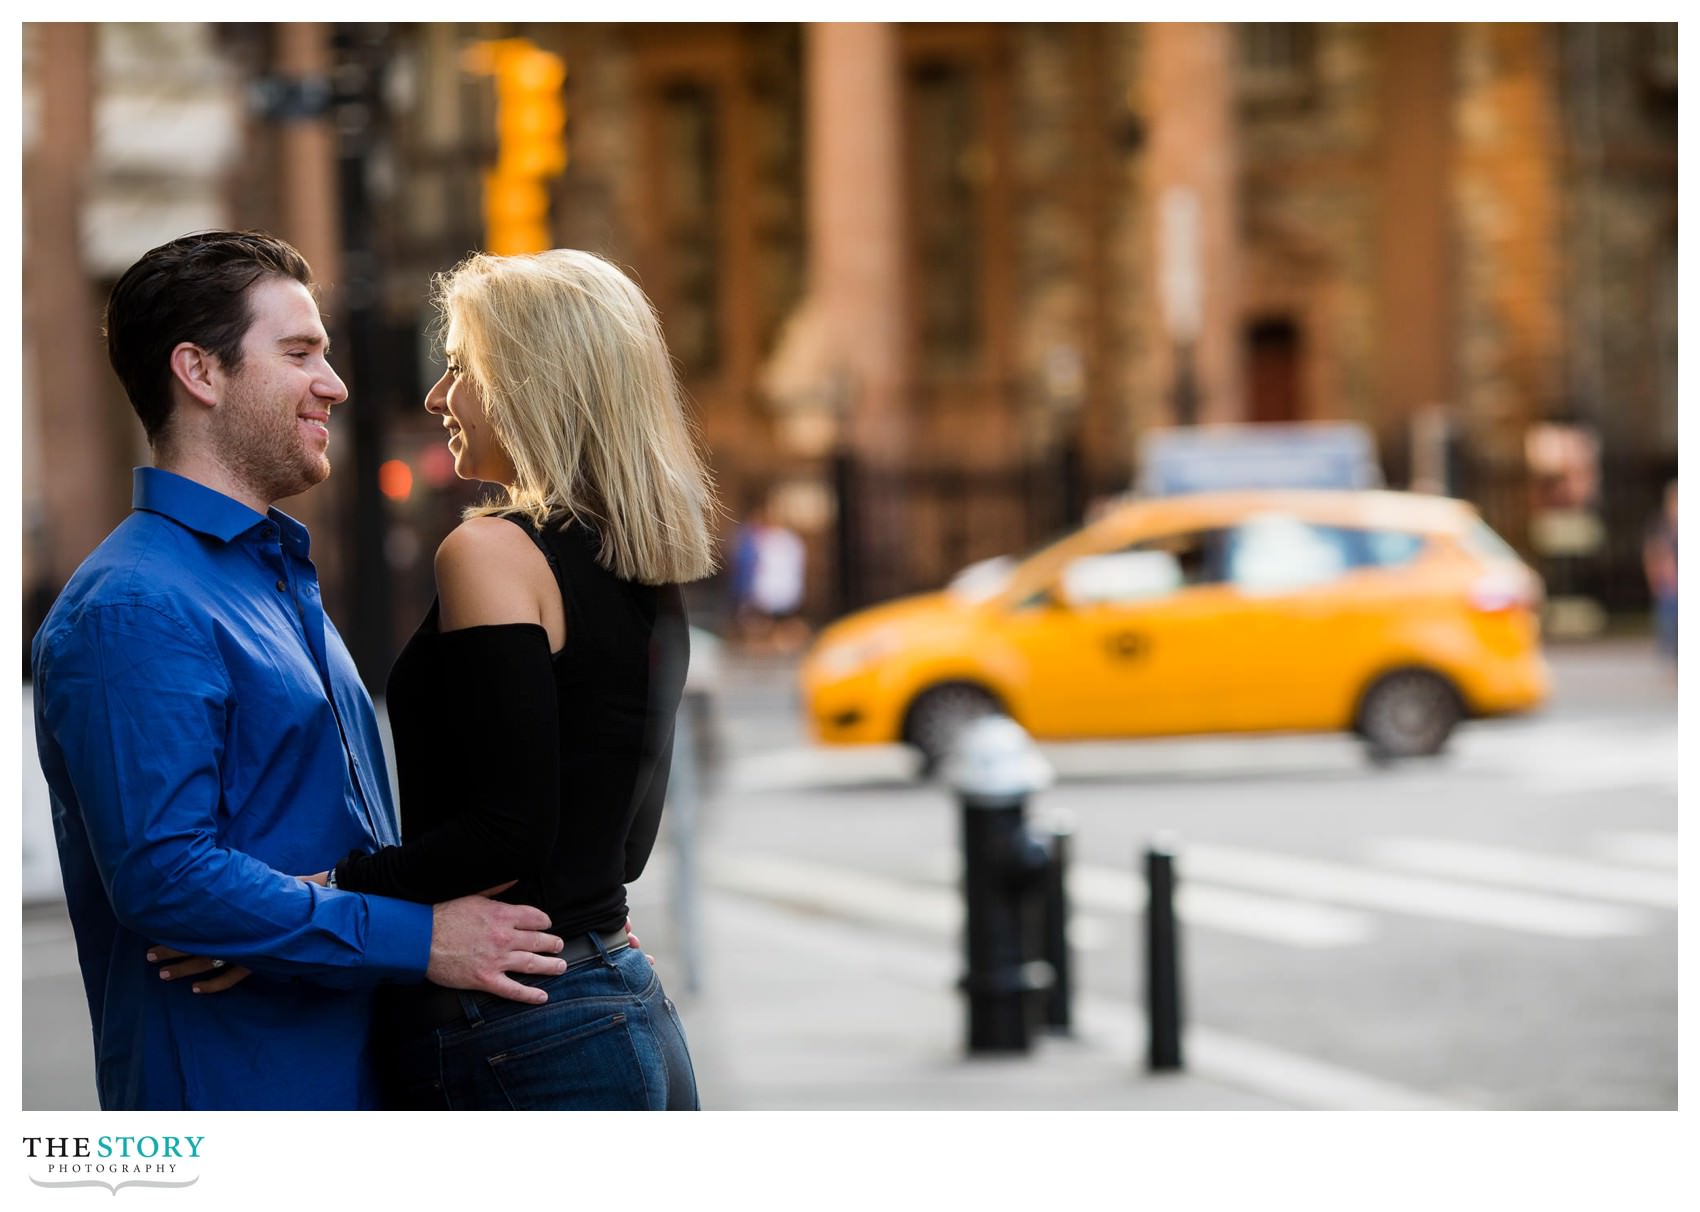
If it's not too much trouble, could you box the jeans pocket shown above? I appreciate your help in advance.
[485,1011,657,1110]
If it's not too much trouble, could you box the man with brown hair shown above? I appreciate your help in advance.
[32,231,566,1109]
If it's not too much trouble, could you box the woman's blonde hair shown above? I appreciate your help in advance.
[434,248,721,584]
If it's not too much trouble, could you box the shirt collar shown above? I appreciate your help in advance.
[132,467,313,555]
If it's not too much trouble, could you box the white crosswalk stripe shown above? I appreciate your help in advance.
[710,853,960,936]
[709,823,1675,955]
[712,852,1380,950]
[1067,863,1376,948]
[1366,837,1677,908]
[1592,830,1678,871]
[1427,720,1676,794]
[1178,843,1649,939]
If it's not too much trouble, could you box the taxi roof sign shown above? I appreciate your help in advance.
[1138,422,1383,496]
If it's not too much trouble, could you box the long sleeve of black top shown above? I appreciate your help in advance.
[330,623,560,906]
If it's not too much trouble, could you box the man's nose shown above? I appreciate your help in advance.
[318,362,350,404]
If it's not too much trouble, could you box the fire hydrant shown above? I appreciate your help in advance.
[944,715,1058,1054]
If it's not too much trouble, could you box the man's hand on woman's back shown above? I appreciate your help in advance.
[426,882,567,1003]
[151,878,566,1003]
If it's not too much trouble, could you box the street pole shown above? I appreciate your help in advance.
[668,689,705,995]
[830,446,858,616]
[330,24,394,689]
[1171,339,1200,428]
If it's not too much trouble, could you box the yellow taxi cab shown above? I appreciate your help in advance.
[800,490,1549,772]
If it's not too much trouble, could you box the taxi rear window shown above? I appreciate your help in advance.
[1356,528,1425,568]
[1460,519,1523,565]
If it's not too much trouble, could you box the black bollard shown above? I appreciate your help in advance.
[960,792,1054,1053]
[1040,817,1074,1033]
[1143,840,1184,1071]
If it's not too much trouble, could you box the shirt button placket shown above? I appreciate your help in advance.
[263,525,288,593]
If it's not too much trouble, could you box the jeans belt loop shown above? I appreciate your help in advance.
[456,988,486,1026]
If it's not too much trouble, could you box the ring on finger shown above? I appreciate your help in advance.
[211,959,226,969]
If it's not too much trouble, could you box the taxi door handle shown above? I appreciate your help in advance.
[1104,631,1148,660]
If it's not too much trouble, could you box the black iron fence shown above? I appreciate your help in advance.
[824,440,1672,623]
[1387,439,1675,618]
[829,442,1120,615]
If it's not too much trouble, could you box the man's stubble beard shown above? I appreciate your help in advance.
[213,374,331,507]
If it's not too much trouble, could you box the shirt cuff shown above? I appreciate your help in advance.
[358,892,434,980]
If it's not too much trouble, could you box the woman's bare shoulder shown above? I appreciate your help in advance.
[435,516,553,631]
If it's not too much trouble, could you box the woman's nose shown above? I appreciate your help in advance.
[424,371,450,413]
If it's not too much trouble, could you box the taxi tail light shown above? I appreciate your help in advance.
[1469,567,1542,614]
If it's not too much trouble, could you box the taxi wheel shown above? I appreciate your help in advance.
[905,683,1002,778]
[1357,669,1461,761]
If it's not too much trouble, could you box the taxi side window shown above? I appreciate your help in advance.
[1125,528,1232,586]
[1228,515,1348,592]
[1048,528,1228,609]
[1226,517,1426,592]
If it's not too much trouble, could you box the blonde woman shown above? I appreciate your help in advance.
[329,249,718,1109]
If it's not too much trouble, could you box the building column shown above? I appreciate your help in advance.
[809,22,908,467]
[815,22,910,606]
[763,22,910,609]
[1377,24,1456,431]
[23,23,120,611]
[1141,22,1243,427]
[1453,22,1564,465]
[273,24,342,288]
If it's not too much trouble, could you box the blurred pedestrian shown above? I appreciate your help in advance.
[29,230,565,1110]
[320,248,715,1109]
[734,500,808,653]
[728,503,763,629]
[1643,478,1678,663]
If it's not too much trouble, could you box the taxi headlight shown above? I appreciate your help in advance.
[812,629,903,678]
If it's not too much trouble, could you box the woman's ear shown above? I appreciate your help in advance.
[168,342,222,410]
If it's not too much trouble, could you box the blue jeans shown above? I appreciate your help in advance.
[1654,595,1678,660]
[379,935,700,1110]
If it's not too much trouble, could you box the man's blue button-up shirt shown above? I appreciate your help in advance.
[32,468,433,1110]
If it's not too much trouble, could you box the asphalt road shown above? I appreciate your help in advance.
[19,638,1678,1110]
[694,637,1677,1110]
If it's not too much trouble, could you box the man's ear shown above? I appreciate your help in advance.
[168,342,222,410]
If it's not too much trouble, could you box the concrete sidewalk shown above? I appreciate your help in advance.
[652,650,1273,1110]
[653,878,1290,1111]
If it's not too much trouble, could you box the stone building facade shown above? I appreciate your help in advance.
[21,22,1677,670]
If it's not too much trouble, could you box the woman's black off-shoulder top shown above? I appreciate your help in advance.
[331,513,690,940]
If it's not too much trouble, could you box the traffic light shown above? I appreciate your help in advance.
[464,38,568,255]
[496,48,566,178]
